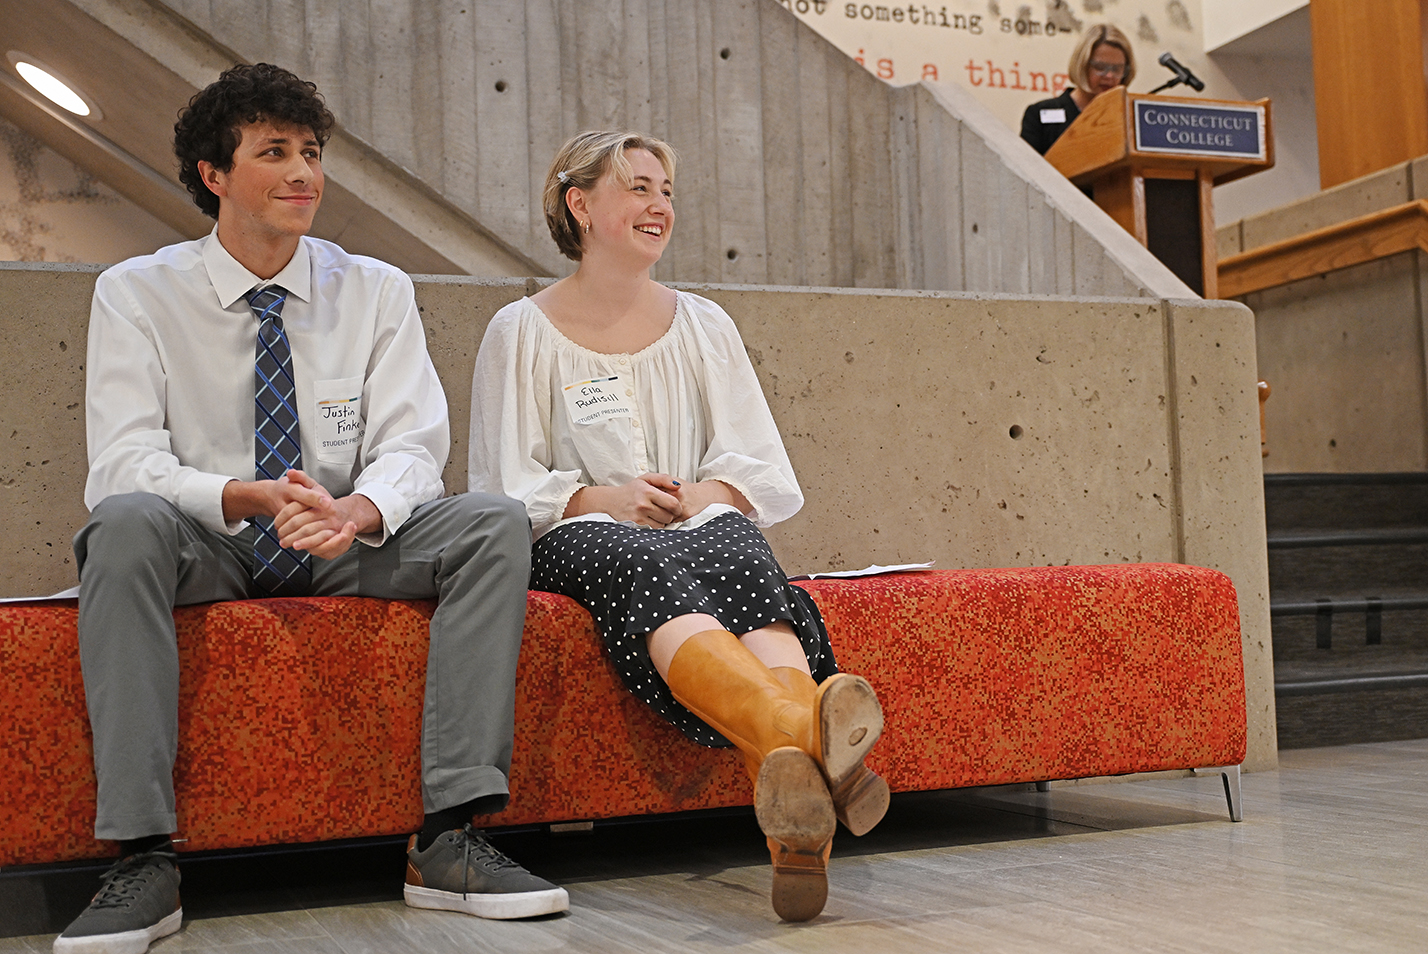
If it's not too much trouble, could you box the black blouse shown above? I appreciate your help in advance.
[1020,88,1081,156]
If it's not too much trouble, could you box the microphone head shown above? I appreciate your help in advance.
[1155,51,1205,91]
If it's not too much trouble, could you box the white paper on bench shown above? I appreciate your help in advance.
[787,562,935,581]
[0,585,80,603]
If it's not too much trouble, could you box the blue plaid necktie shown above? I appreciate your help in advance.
[246,284,312,597]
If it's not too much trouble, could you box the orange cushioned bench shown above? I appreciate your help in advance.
[0,564,1247,868]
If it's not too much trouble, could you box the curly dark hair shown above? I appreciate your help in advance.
[173,63,336,218]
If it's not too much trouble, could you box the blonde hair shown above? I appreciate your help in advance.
[541,131,678,261]
[1067,24,1136,92]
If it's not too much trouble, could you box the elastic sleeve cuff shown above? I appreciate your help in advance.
[351,483,410,546]
[176,471,245,535]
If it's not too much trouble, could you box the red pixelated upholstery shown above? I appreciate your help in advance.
[0,564,1245,867]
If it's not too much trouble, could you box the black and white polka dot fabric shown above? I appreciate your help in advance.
[531,511,837,747]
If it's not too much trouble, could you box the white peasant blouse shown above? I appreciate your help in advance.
[467,291,803,538]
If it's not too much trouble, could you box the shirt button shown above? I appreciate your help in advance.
[618,356,629,366]
[625,388,634,396]
[632,420,641,428]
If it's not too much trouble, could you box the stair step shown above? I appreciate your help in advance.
[1276,671,1428,696]
[1264,472,1428,532]
[1272,594,1428,616]
[1267,528,1428,548]
[1264,472,1428,486]
[1264,473,1428,748]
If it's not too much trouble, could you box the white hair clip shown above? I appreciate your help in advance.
[557,170,570,183]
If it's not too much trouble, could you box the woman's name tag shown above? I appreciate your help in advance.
[1040,108,1066,123]
[563,374,634,425]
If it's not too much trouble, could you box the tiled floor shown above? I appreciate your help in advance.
[6,739,1426,952]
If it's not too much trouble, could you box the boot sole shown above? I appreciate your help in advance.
[756,748,835,922]
[816,675,884,786]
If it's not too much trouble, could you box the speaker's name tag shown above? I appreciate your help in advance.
[563,374,634,425]
[314,376,364,462]
[1040,108,1066,123]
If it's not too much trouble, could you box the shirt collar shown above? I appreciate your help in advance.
[202,226,314,308]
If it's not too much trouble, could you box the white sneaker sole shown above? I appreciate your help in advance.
[404,884,570,919]
[53,907,182,954]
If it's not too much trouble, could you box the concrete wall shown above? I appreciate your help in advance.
[0,116,182,263]
[0,263,1274,770]
[122,0,1190,297]
[1219,159,1428,473]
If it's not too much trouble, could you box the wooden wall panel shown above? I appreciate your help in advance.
[1312,0,1428,189]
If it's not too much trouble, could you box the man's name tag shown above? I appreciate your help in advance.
[314,376,364,461]
[563,374,633,425]
[1040,108,1067,124]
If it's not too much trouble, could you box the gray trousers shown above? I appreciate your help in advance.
[72,491,531,841]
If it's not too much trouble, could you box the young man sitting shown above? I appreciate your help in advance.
[56,63,565,954]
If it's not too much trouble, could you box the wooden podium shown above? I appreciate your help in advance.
[1045,88,1274,298]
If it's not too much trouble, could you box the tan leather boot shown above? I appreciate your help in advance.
[664,630,835,921]
[772,668,890,837]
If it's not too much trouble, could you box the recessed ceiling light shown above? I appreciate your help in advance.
[6,53,100,119]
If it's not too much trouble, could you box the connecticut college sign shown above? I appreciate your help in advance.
[1133,100,1266,161]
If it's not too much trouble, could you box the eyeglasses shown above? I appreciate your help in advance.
[1089,60,1127,77]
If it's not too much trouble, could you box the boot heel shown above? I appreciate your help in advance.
[831,765,891,836]
[767,836,832,922]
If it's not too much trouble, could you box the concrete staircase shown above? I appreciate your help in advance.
[7,0,1191,295]
[1267,473,1428,748]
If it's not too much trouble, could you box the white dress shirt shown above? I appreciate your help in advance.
[467,292,802,538]
[85,228,449,543]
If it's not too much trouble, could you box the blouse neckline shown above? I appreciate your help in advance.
[523,290,687,362]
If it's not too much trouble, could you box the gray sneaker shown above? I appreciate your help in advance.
[54,847,182,954]
[404,825,569,919]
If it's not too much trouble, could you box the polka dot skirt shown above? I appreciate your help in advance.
[530,512,837,747]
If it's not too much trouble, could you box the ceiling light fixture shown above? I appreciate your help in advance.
[6,53,100,119]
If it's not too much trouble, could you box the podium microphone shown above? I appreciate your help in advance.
[1149,52,1206,94]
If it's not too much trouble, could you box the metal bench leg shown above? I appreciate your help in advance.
[1194,765,1243,821]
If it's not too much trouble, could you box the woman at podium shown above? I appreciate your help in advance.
[1021,24,1137,155]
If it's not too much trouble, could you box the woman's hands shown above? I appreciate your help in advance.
[564,475,750,528]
